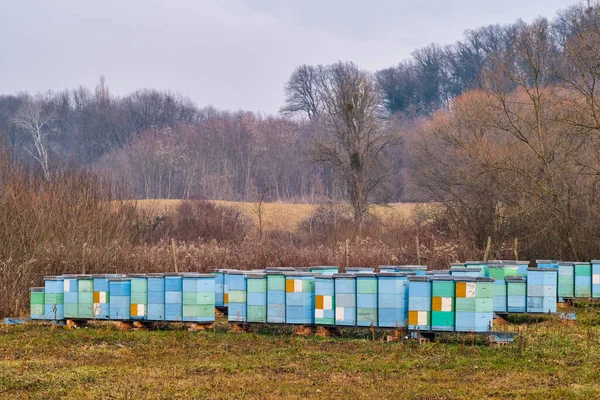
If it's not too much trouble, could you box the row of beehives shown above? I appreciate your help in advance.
[213,266,561,332]
[29,273,216,323]
[29,261,599,329]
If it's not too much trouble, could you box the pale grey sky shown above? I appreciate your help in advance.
[0,0,578,113]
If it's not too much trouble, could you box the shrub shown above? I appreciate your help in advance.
[149,200,252,243]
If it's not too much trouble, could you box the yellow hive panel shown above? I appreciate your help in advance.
[315,295,324,310]
[456,282,466,298]
[432,296,442,311]
[408,310,419,325]
[224,293,228,304]
[286,279,295,293]
[130,304,138,316]
[93,292,100,303]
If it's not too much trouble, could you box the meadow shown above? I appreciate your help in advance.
[1,310,600,399]
[134,200,421,232]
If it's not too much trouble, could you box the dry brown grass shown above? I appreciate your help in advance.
[134,199,421,232]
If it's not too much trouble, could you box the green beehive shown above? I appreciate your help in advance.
[246,273,267,323]
[356,275,378,326]
[431,277,455,331]
[574,262,592,298]
[77,275,94,319]
[30,288,45,319]
[558,262,574,299]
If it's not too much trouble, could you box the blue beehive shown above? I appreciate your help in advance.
[592,261,600,299]
[309,266,340,275]
[91,275,111,319]
[527,268,557,313]
[345,267,374,274]
[182,273,215,323]
[408,276,431,330]
[146,273,165,321]
[109,277,131,320]
[62,274,79,319]
[536,260,558,269]
[426,270,450,276]
[164,273,183,321]
[314,275,335,325]
[377,272,411,328]
[506,276,526,312]
[44,276,64,320]
[516,261,530,276]
[285,272,315,325]
[227,272,247,323]
[334,274,356,326]
[356,274,378,327]
[379,265,400,273]
[451,267,483,278]
[465,261,488,277]
[266,272,286,323]
[212,269,226,308]
[396,266,427,275]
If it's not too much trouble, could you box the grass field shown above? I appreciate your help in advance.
[134,200,422,232]
[2,312,600,399]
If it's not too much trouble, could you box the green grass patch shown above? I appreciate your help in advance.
[1,317,600,399]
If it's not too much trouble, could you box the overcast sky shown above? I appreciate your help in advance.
[1,0,578,114]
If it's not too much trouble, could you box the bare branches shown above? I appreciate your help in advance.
[280,65,323,120]
[11,94,56,179]
[308,62,401,226]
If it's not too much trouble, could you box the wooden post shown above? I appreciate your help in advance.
[483,236,492,262]
[345,239,350,269]
[171,238,178,273]
[82,243,87,275]
[513,238,519,261]
[416,236,421,265]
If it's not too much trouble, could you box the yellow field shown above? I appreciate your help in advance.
[134,199,420,232]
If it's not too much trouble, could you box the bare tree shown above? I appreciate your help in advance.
[280,65,323,120]
[12,94,55,179]
[311,62,401,226]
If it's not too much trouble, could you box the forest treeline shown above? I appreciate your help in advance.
[2,2,595,203]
